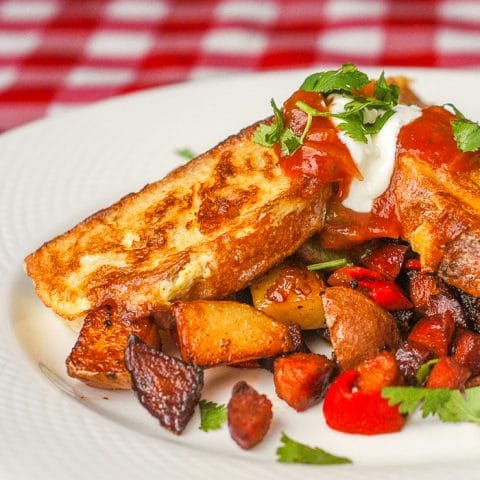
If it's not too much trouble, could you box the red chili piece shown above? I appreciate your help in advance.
[328,266,413,311]
[323,370,405,435]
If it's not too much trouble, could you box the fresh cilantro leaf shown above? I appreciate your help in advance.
[364,109,396,135]
[382,387,452,418]
[276,433,352,465]
[338,115,368,143]
[280,128,302,155]
[300,63,369,95]
[374,72,399,104]
[438,387,480,424]
[452,118,480,153]
[198,400,227,432]
[252,99,285,147]
[444,103,480,153]
[176,148,196,160]
[416,359,439,385]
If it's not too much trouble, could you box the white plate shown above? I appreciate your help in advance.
[1,67,479,480]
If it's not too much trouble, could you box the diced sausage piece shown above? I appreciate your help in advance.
[426,357,471,389]
[273,353,335,412]
[395,341,433,384]
[227,381,272,450]
[453,329,480,376]
[466,375,480,388]
[455,289,480,333]
[407,313,456,358]
[66,302,159,389]
[357,352,403,392]
[407,272,467,327]
[322,287,401,370]
[125,335,203,435]
[174,301,302,367]
[426,294,467,328]
[407,271,442,312]
[361,244,408,280]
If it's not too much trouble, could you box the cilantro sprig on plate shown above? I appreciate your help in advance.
[276,432,352,465]
[382,385,480,424]
[198,400,227,432]
[444,103,480,153]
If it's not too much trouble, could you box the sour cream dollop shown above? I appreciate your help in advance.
[328,94,422,213]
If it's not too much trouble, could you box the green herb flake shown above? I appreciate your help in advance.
[307,258,350,271]
[176,148,196,160]
[252,99,285,148]
[382,385,480,423]
[452,118,480,153]
[198,400,227,432]
[300,63,369,95]
[276,432,352,465]
[415,359,439,385]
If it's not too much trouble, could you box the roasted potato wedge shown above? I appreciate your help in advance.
[173,300,302,367]
[251,264,326,329]
[322,287,401,370]
[66,302,159,389]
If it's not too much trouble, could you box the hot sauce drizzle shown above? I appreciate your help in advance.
[278,93,478,249]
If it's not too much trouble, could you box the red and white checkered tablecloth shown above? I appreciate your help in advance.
[0,0,479,132]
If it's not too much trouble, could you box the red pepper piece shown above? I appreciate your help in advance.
[357,352,403,392]
[328,266,412,311]
[453,329,480,376]
[407,313,456,358]
[361,244,408,280]
[327,266,384,287]
[323,370,405,435]
[426,357,471,389]
[358,280,413,311]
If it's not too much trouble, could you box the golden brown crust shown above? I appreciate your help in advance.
[393,153,480,296]
[66,302,159,389]
[25,122,330,323]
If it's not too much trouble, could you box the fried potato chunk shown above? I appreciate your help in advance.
[125,335,203,435]
[322,287,401,370]
[174,300,302,367]
[251,263,326,329]
[66,302,159,389]
[227,381,272,449]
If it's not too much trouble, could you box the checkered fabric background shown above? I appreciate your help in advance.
[0,0,479,132]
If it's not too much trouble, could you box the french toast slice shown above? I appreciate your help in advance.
[25,122,331,326]
[393,152,480,297]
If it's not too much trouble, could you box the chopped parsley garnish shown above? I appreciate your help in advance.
[252,63,401,151]
[276,432,352,465]
[176,148,196,160]
[198,400,227,432]
[444,103,480,153]
[382,385,480,424]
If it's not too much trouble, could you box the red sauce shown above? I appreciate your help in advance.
[398,105,479,172]
[278,91,478,249]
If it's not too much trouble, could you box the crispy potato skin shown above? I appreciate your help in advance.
[25,122,331,325]
[66,303,159,389]
[393,153,480,297]
[173,300,301,367]
[125,335,203,435]
[322,287,401,370]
